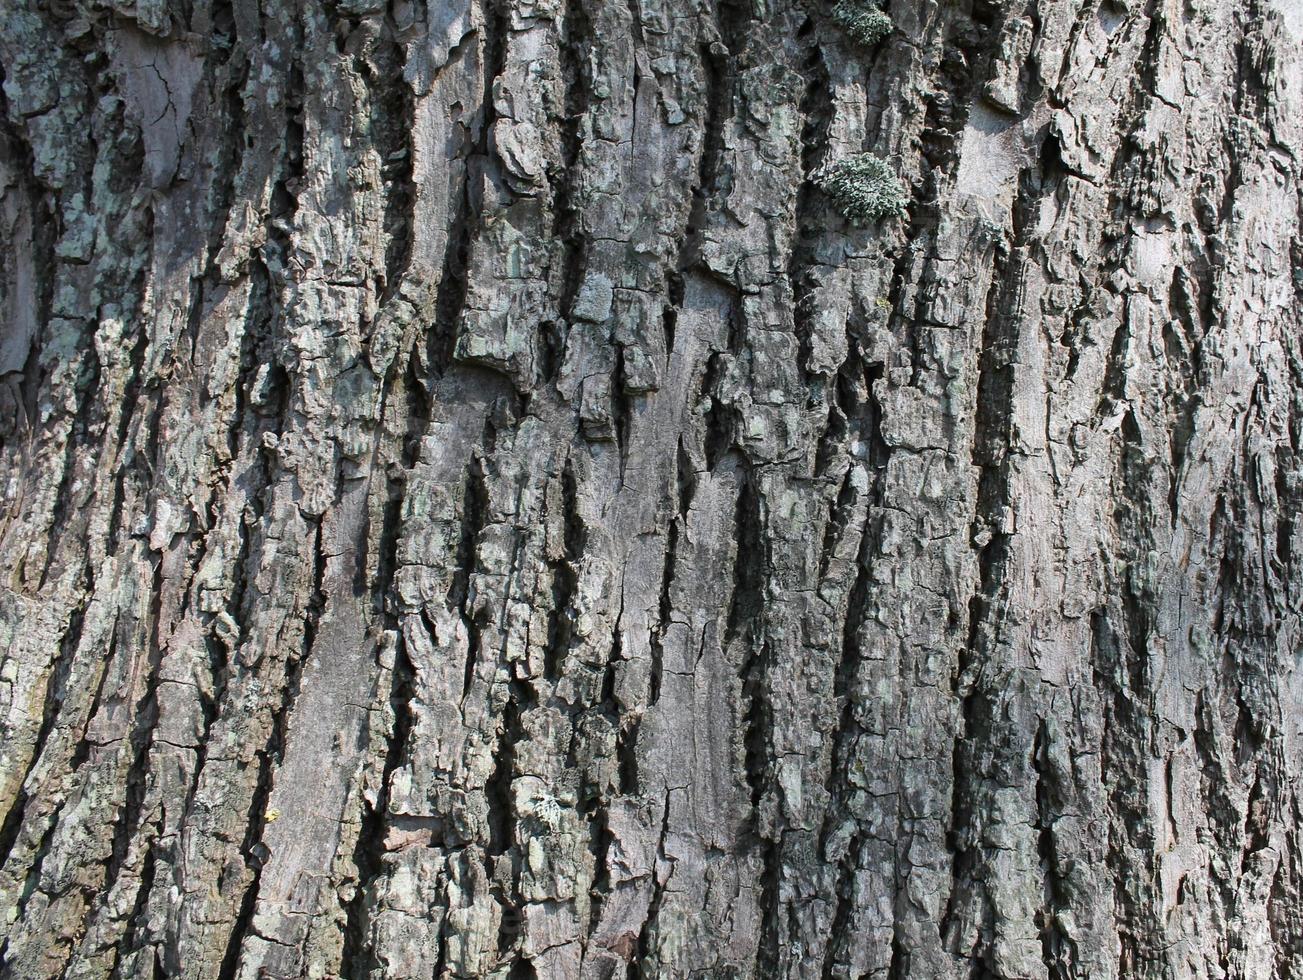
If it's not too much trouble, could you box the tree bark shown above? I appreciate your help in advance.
[0,0,1300,976]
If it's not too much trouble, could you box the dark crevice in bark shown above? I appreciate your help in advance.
[888,930,908,980]
[616,717,640,796]
[99,554,167,908]
[883,238,919,387]
[701,351,733,470]
[820,463,855,598]
[1117,0,1170,217]
[713,0,753,64]
[599,619,622,733]
[342,634,416,977]
[106,262,154,548]
[218,517,324,980]
[484,668,539,973]
[704,282,746,469]
[754,826,783,978]
[67,625,118,782]
[818,358,886,581]
[820,570,870,974]
[649,512,676,707]
[814,369,850,481]
[1269,810,1302,979]
[725,464,764,653]
[612,346,634,476]
[109,840,156,980]
[914,0,996,204]
[1118,426,1159,681]
[265,42,307,276]
[1161,267,1202,529]
[103,465,130,563]
[1091,596,1161,975]
[1058,287,1097,387]
[216,821,260,980]
[544,458,584,681]
[662,271,682,356]
[1242,767,1272,873]
[37,326,100,589]
[188,344,282,823]
[1033,719,1072,979]
[372,8,418,304]
[6,605,117,973]
[430,161,477,378]
[486,680,531,856]
[820,829,860,979]
[941,192,1018,962]
[0,70,55,456]
[895,0,998,387]
[412,907,443,980]
[570,663,621,945]
[728,468,781,975]
[455,455,489,700]
[819,358,888,977]
[585,801,614,937]
[545,0,592,381]
[203,0,246,258]
[623,0,645,48]
[630,792,672,978]
[225,260,274,464]
[946,581,1007,961]
[430,2,506,379]
[740,637,773,811]
[1191,689,1238,910]
[676,438,696,517]
[686,0,741,242]
[0,573,92,871]
[789,29,831,382]
[1272,333,1300,580]
[33,71,138,586]
[0,800,65,967]
[373,470,407,623]
[401,349,432,469]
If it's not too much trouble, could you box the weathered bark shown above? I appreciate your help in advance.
[0,0,1300,976]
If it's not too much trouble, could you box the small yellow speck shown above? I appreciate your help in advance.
[266,808,282,823]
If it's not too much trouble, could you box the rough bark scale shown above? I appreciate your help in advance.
[0,0,1300,976]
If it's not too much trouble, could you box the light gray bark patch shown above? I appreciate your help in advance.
[110,28,203,189]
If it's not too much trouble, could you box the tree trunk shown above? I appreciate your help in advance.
[1,0,1300,976]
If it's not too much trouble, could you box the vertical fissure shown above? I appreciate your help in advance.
[342,634,416,977]
[454,455,490,700]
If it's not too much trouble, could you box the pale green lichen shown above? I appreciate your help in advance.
[830,0,893,46]
[817,153,908,224]
[523,793,564,835]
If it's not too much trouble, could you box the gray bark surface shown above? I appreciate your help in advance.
[0,0,1300,976]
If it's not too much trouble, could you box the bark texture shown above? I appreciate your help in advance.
[1,0,1301,976]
